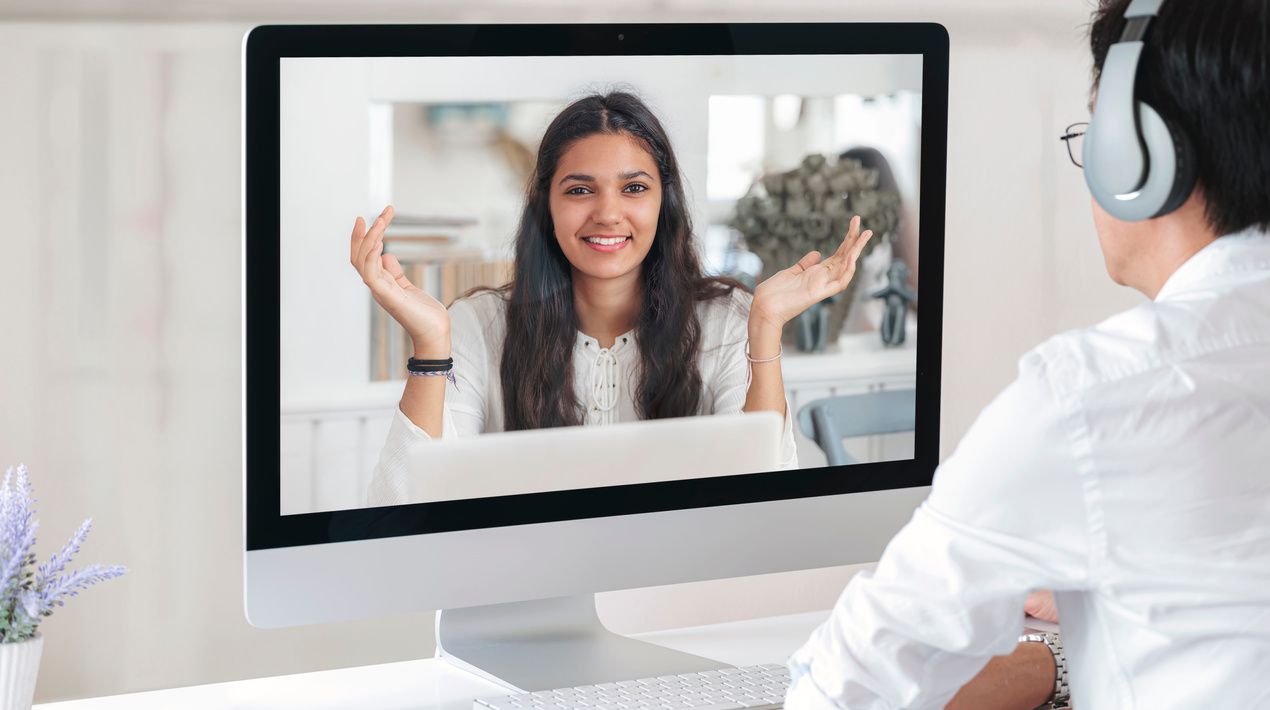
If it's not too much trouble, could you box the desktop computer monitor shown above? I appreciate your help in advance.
[244,22,947,692]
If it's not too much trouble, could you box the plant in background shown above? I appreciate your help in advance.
[0,465,127,643]
[732,154,902,346]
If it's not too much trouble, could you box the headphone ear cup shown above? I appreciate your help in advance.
[1154,113,1198,218]
[1088,101,1193,222]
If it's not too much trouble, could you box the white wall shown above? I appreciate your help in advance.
[0,23,437,704]
[0,3,1147,703]
[279,58,377,408]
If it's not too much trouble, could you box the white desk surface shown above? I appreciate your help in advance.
[38,610,833,710]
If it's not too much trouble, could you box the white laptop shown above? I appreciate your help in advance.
[406,411,783,503]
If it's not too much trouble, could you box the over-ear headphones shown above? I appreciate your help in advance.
[1083,0,1197,222]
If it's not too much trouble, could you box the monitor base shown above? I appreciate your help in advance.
[436,593,731,692]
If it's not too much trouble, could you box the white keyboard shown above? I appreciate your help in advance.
[474,665,791,710]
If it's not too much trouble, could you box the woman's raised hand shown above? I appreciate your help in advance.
[349,205,452,356]
[750,215,874,332]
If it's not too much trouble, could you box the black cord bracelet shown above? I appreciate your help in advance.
[407,357,454,373]
[408,357,453,366]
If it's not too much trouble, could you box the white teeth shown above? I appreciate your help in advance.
[584,236,629,246]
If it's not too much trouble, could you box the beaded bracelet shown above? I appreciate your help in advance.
[408,369,460,392]
[745,343,783,363]
[744,343,783,390]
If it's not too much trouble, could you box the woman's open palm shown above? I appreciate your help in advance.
[349,205,451,346]
[751,215,874,330]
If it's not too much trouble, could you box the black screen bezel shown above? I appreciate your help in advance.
[245,22,949,551]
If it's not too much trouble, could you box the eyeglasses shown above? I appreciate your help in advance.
[1060,122,1088,168]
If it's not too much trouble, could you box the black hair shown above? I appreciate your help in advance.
[1090,0,1270,235]
[496,91,738,431]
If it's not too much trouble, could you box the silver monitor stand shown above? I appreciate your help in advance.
[437,594,729,692]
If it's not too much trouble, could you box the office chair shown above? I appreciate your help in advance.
[797,390,916,466]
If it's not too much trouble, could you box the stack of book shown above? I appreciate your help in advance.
[370,215,514,381]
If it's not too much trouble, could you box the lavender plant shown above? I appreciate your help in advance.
[0,465,127,643]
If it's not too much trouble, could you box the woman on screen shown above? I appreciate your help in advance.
[351,92,873,505]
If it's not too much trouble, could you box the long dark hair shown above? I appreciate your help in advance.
[498,91,737,431]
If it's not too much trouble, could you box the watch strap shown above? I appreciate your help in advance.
[1018,631,1070,710]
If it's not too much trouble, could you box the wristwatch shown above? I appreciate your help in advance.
[1018,631,1071,710]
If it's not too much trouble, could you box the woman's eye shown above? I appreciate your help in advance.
[565,186,591,195]
[624,184,648,193]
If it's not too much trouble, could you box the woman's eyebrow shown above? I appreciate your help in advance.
[558,170,653,186]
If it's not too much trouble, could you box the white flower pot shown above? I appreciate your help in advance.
[0,634,43,710]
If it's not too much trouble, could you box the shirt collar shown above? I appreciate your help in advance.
[1153,227,1270,302]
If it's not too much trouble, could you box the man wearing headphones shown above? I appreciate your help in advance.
[784,1,1270,708]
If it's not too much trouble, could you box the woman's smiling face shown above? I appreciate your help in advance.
[549,132,662,283]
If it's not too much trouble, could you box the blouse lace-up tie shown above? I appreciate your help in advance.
[589,346,621,426]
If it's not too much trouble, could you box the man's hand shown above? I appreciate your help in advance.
[1025,591,1059,624]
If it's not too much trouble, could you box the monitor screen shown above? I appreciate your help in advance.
[246,24,947,550]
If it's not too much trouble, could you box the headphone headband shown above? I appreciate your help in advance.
[1124,0,1165,19]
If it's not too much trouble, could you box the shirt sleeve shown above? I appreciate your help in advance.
[444,296,495,436]
[365,296,494,507]
[708,291,799,469]
[786,352,1093,710]
[365,404,461,507]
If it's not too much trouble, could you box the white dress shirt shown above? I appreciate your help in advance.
[787,230,1270,709]
[368,288,798,506]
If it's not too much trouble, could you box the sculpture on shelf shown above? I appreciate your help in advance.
[795,295,837,353]
[871,259,918,347]
[731,154,901,349]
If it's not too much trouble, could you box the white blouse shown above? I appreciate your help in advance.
[367,288,798,506]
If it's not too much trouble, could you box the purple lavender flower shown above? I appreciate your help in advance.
[1,465,127,643]
[37,518,92,582]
